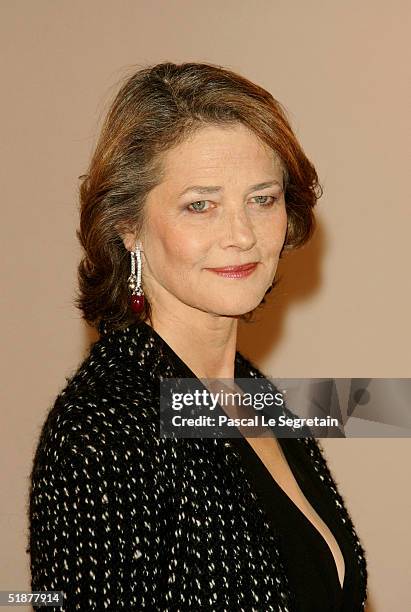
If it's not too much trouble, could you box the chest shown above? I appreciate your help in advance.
[244,435,346,588]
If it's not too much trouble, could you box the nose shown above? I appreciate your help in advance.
[218,207,257,251]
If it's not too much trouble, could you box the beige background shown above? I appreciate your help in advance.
[1,1,410,610]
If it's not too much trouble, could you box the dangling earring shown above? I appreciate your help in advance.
[128,241,145,313]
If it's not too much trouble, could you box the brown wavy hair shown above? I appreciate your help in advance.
[75,61,322,334]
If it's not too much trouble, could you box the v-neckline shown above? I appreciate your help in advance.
[231,434,346,593]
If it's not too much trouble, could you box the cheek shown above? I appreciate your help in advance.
[259,211,288,255]
[148,220,207,268]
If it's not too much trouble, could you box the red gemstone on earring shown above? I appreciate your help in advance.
[131,294,145,313]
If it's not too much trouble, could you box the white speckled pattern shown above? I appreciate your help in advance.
[27,320,368,611]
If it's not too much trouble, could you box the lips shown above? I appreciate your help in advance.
[207,263,258,272]
[205,262,259,279]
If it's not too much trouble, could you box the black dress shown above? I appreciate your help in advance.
[230,434,363,611]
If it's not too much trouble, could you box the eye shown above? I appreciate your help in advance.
[186,194,281,214]
[251,195,279,207]
[186,200,212,213]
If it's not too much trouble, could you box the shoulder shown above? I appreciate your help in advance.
[235,350,263,378]
[31,346,159,478]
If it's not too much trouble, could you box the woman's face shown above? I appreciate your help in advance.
[124,123,288,319]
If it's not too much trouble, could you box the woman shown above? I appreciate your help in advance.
[28,61,368,611]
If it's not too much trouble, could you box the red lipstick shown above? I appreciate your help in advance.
[206,262,259,279]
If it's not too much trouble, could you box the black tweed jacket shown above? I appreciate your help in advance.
[28,320,368,611]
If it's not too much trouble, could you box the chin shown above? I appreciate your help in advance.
[206,295,264,317]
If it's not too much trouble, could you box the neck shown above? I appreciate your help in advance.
[145,304,239,381]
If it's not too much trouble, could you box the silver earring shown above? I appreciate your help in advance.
[128,241,145,313]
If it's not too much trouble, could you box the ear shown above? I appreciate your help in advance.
[115,221,137,252]
[121,230,138,253]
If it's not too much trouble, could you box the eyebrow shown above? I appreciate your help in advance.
[178,180,283,198]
